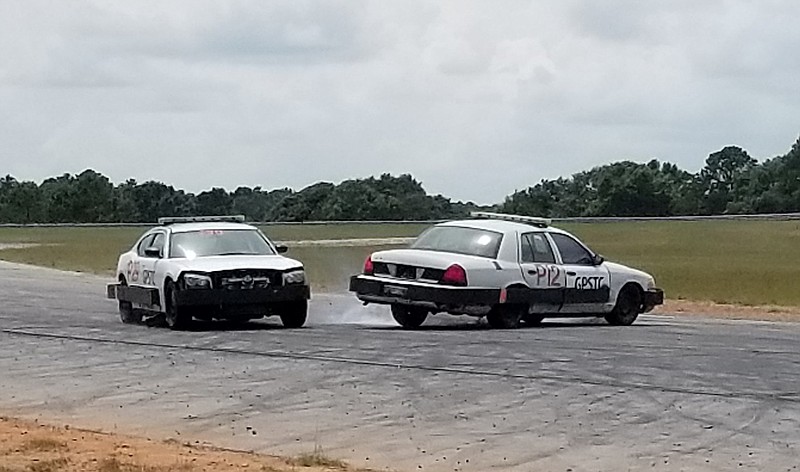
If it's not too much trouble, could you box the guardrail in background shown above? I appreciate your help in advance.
[2,213,800,228]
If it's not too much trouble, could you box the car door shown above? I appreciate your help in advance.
[126,232,155,287]
[519,231,564,313]
[548,232,610,313]
[137,231,167,292]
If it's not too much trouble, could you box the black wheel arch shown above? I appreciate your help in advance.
[617,282,644,310]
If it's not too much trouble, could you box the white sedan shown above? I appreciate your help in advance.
[349,212,663,329]
[106,216,310,329]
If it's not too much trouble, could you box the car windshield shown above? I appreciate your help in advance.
[169,229,275,258]
[411,226,503,259]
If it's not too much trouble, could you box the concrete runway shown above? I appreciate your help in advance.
[1,260,799,471]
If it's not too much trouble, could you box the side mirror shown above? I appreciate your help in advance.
[593,254,605,265]
[144,247,162,258]
[275,244,288,254]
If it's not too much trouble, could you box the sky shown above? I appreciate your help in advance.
[1,1,799,204]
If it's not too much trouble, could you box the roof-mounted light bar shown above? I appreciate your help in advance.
[158,215,246,225]
[470,211,551,228]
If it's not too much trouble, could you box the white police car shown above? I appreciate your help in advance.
[349,212,663,329]
[106,216,310,329]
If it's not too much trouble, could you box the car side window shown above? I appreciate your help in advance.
[136,234,156,257]
[550,233,594,265]
[520,233,556,263]
[150,233,166,257]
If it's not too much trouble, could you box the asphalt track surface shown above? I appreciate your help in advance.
[1,261,799,472]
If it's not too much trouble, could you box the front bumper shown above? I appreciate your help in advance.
[175,284,310,306]
[349,275,500,312]
[107,283,310,307]
[643,288,664,312]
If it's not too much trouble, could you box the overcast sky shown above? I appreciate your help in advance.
[1,1,799,203]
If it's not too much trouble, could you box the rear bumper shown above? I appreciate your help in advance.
[643,288,664,312]
[349,275,500,313]
[107,284,159,306]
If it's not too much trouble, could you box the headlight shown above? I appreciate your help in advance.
[283,269,306,285]
[183,273,212,289]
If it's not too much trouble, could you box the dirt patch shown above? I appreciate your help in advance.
[653,299,800,322]
[0,416,374,472]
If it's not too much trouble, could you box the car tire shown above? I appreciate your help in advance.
[487,305,524,329]
[391,304,428,329]
[280,300,308,328]
[522,313,544,326]
[118,277,143,324]
[164,280,191,330]
[605,285,641,326]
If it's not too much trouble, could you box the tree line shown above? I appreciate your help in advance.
[1,135,799,223]
[0,172,474,223]
[501,135,800,217]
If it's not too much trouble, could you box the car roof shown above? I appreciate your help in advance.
[439,218,571,236]
[157,222,258,234]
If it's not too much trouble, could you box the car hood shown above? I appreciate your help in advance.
[370,248,499,270]
[605,261,654,282]
[168,255,303,273]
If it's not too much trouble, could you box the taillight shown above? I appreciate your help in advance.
[363,256,374,275]
[440,264,467,286]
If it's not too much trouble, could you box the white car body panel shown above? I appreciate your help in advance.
[113,221,306,313]
[350,217,663,320]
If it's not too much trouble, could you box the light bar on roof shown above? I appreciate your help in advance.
[470,211,551,228]
[157,215,246,225]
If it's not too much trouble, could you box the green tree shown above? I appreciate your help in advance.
[700,146,757,214]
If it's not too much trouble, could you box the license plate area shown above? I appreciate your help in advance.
[383,285,408,297]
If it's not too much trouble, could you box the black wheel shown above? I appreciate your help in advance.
[118,278,142,324]
[164,280,191,330]
[605,285,641,326]
[487,305,524,329]
[280,300,308,328]
[522,313,544,326]
[391,304,428,329]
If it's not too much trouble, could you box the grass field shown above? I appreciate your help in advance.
[0,224,428,292]
[1,220,799,306]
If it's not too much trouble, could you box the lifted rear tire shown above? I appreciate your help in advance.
[391,304,428,329]
[118,277,142,324]
[280,300,308,328]
[487,305,524,329]
[522,313,544,326]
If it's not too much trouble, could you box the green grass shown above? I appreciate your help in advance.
[2,221,800,306]
[0,224,430,292]
[559,220,800,307]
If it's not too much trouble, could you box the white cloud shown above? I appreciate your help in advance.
[1,0,799,203]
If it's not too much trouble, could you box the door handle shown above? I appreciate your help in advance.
[566,271,577,276]
[527,270,537,275]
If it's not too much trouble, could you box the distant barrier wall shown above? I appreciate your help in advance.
[2,213,800,228]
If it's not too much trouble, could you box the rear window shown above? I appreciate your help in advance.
[411,226,503,259]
